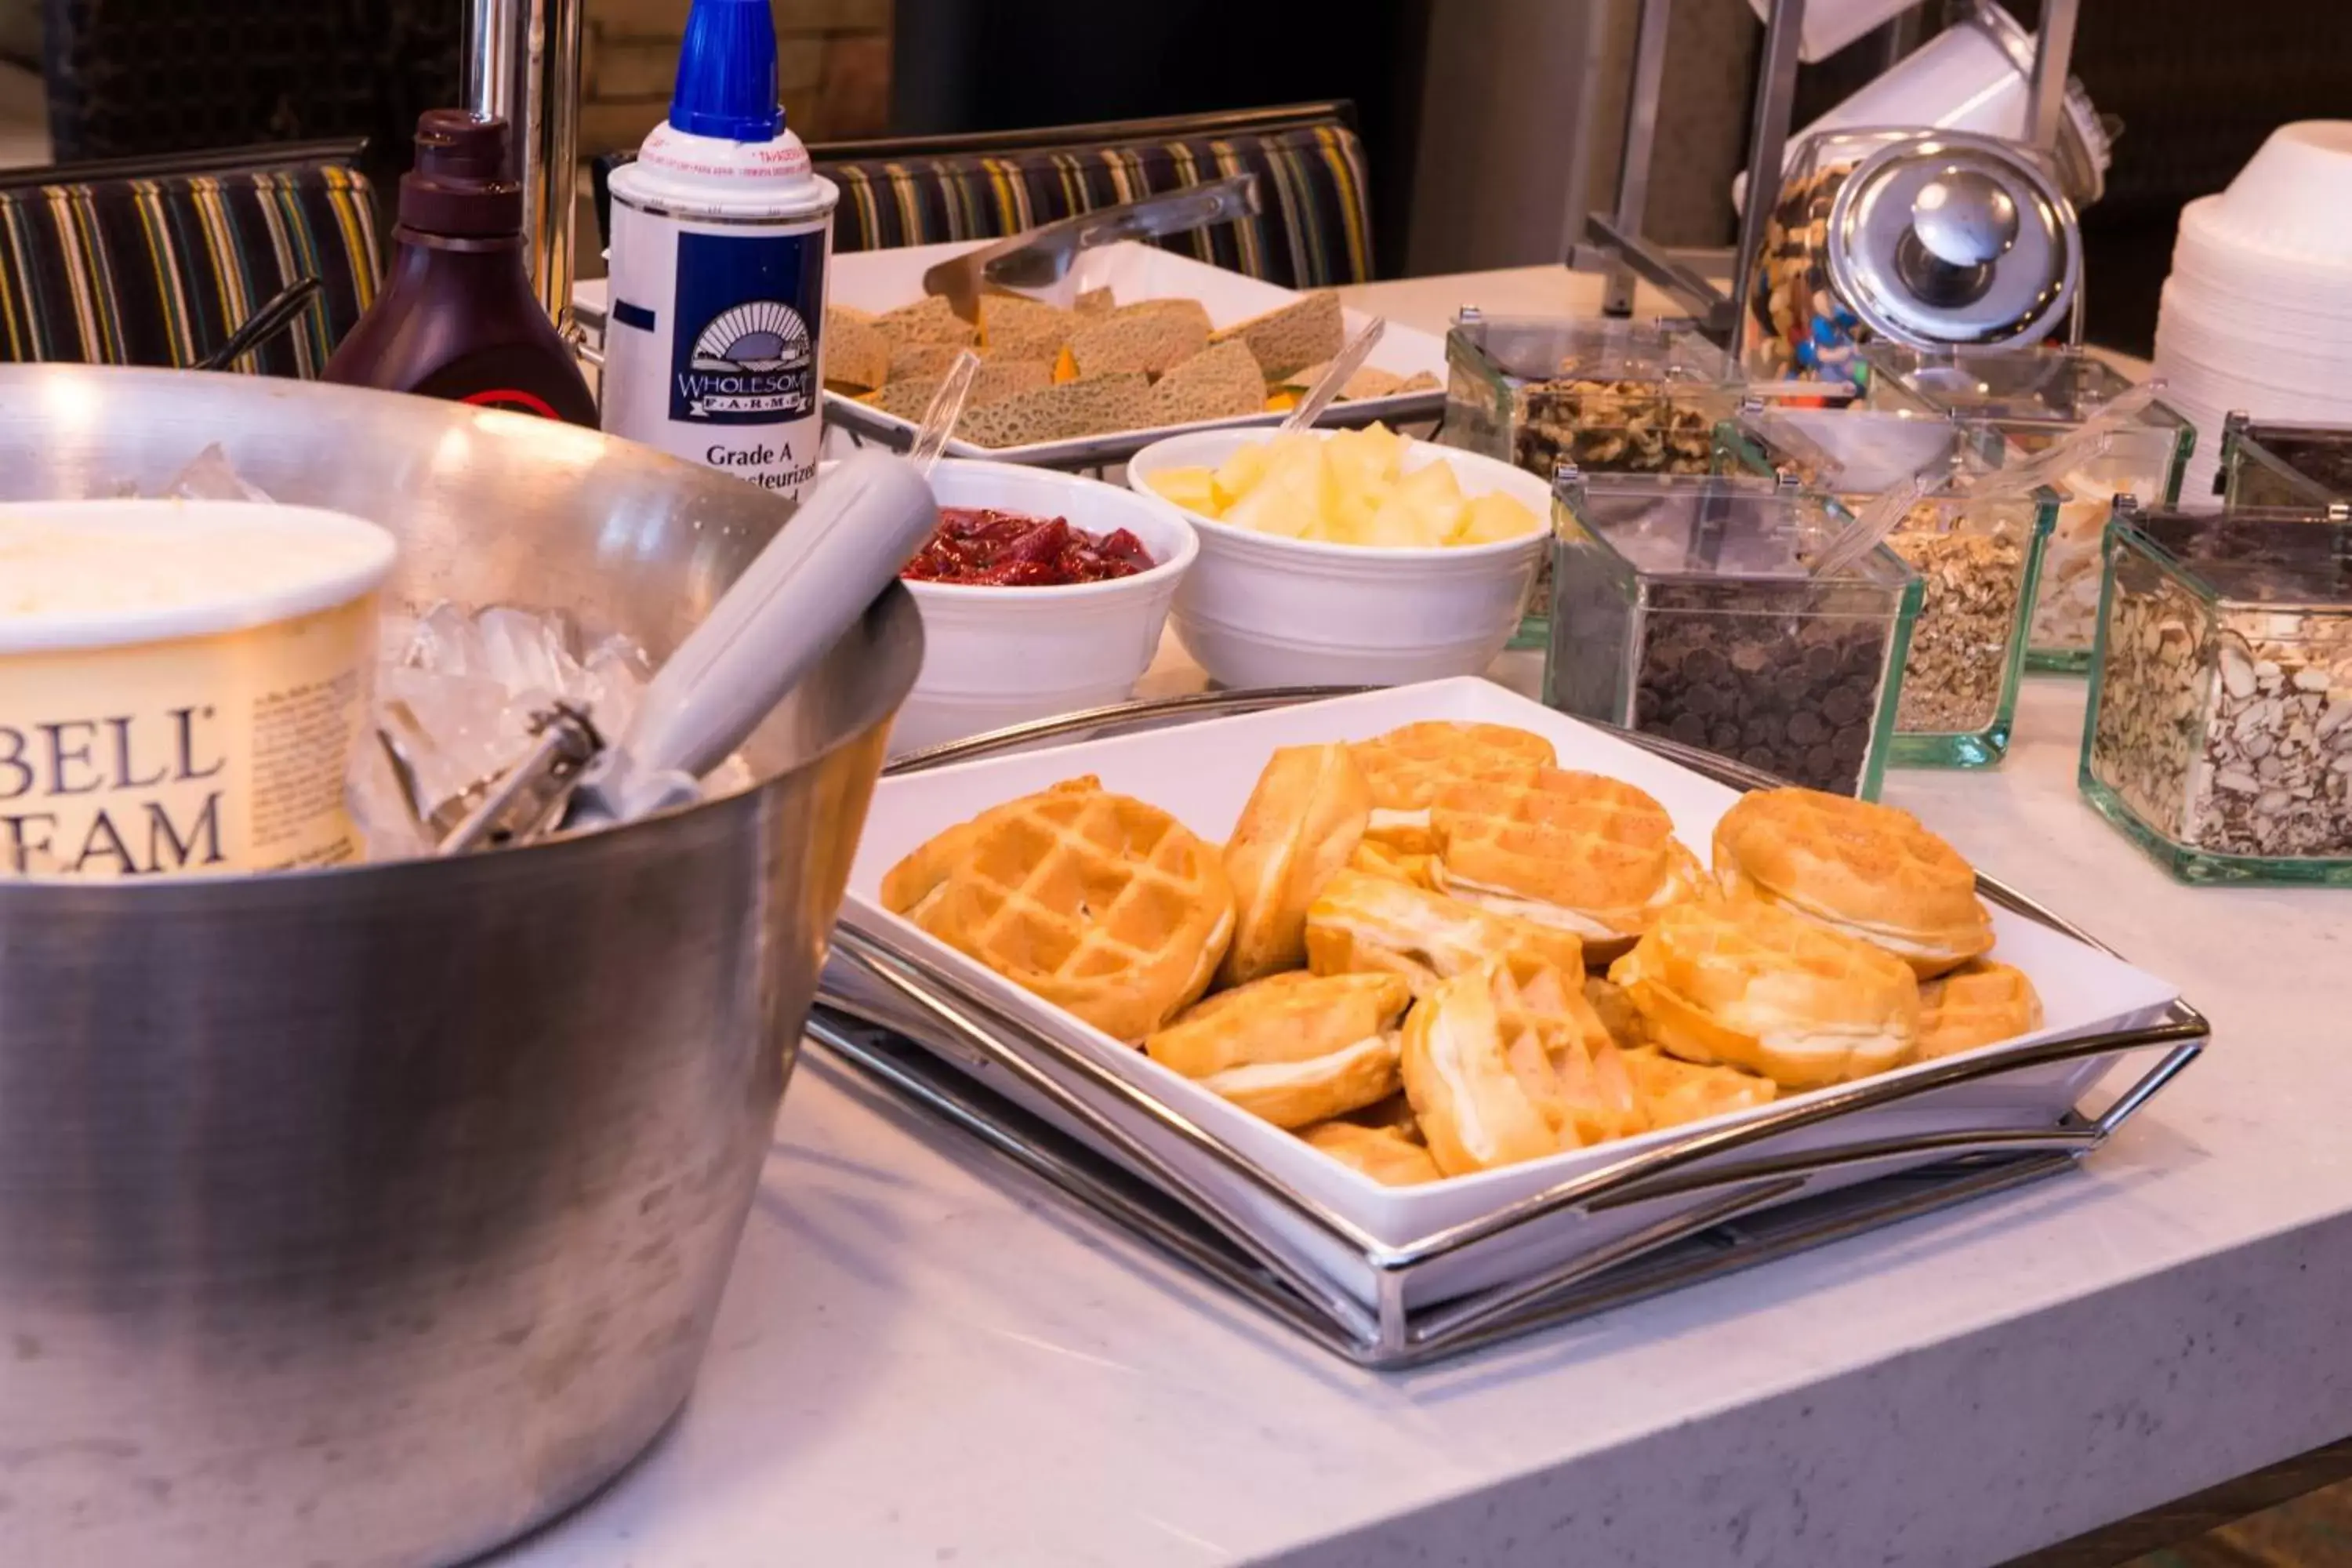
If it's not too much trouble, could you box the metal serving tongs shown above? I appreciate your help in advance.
[920,174,1261,321]
[1806,379,2166,582]
[431,354,982,853]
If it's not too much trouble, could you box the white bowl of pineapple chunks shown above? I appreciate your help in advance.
[1127,423,1549,688]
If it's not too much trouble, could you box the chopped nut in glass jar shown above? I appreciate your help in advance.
[1886,521,2028,736]
[2029,476,2114,657]
[2091,573,2352,862]
[1514,379,1715,478]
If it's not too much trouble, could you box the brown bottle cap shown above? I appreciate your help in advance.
[400,110,524,238]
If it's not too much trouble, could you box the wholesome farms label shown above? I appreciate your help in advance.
[668,227,825,426]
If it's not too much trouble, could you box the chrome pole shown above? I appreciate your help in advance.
[464,0,582,333]
[2024,0,2082,152]
[1602,0,1675,317]
[1727,0,1807,368]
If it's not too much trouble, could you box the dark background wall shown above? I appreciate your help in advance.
[888,0,1434,279]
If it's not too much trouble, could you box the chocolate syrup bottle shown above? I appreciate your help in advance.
[325,110,598,426]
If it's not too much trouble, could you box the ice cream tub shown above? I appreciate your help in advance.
[0,499,396,877]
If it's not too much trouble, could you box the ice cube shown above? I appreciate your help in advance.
[375,606,419,661]
[164,443,274,503]
[376,663,539,826]
[400,601,492,678]
[475,604,586,705]
[354,599,681,860]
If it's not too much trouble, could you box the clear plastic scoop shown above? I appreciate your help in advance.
[907,348,982,472]
[1280,317,1386,433]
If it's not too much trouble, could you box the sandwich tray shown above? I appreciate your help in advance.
[822,241,1448,470]
[811,684,2207,1369]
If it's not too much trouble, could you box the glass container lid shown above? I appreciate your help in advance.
[2120,501,2352,611]
[1451,312,1730,385]
[1555,471,1910,586]
[2229,416,2352,502]
[1864,343,2165,425]
[1733,401,1978,493]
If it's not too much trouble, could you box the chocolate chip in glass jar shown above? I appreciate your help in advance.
[1629,597,1891,793]
[1820,684,1866,727]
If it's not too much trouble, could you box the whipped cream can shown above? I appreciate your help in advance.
[601,0,838,501]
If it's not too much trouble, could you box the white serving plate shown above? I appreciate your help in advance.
[835,679,2182,1308]
[824,240,1447,466]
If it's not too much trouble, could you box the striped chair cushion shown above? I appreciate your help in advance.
[822,122,1374,289]
[0,165,381,378]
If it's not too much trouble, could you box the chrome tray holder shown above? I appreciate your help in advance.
[811,690,2207,1368]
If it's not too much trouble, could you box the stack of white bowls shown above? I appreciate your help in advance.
[2155,122,2352,497]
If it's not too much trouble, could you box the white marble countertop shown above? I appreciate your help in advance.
[503,271,2339,1568]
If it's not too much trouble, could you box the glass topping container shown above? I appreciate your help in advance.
[2081,499,2352,884]
[2218,414,2352,510]
[1545,471,1921,799]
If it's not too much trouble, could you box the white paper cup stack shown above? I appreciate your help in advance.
[2154,122,2352,497]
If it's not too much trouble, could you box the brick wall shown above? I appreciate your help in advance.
[581,0,891,154]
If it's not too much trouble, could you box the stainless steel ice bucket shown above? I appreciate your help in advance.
[0,367,924,1566]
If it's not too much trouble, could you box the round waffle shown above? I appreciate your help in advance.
[1298,1120,1443,1185]
[1218,743,1371,987]
[1711,788,1993,978]
[880,775,1102,923]
[1430,768,1703,960]
[920,786,1234,1041]
[1608,898,1920,1088]
[1917,960,2043,1060]
[1304,869,1586,999]
[1350,721,1555,855]
[1401,953,1641,1175]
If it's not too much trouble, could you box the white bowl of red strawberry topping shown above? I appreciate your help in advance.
[893,459,1197,757]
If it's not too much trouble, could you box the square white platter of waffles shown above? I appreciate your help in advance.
[823,239,1447,464]
[834,678,2182,1309]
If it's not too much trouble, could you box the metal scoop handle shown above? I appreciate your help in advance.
[564,451,940,829]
